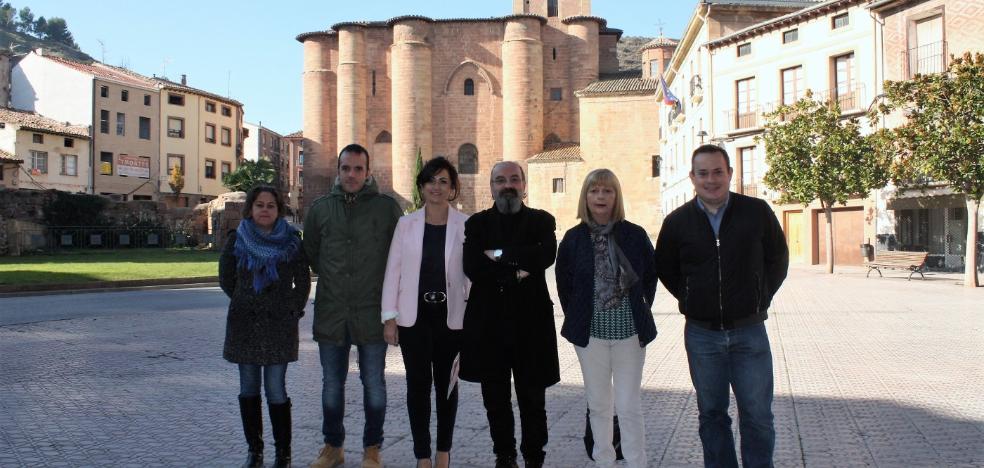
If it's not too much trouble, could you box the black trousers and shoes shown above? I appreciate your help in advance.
[399,299,464,461]
[480,347,548,467]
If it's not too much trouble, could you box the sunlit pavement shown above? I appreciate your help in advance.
[0,266,981,467]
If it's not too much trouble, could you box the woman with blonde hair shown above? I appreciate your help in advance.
[555,168,657,468]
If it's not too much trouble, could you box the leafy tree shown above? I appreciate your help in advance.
[43,17,76,46]
[222,159,276,193]
[16,6,32,34]
[872,51,984,287]
[759,90,890,273]
[33,15,44,38]
[0,3,16,28]
[406,147,424,213]
[168,164,185,205]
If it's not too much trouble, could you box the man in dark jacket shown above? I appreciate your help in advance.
[304,144,402,468]
[460,161,560,468]
[655,144,789,468]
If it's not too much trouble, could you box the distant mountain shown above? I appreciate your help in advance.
[618,36,654,72]
[0,25,92,62]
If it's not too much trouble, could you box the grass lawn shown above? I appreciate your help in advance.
[0,248,220,285]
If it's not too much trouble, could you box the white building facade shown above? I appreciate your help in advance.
[657,0,817,218]
[706,0,878,266]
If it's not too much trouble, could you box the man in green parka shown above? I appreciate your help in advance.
[304,143,402,468]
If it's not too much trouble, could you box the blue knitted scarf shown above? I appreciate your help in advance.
[234,218,300,292]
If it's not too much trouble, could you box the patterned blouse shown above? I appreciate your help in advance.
[589,230,637,340]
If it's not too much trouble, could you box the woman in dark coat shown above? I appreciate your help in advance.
[220,186,310,468]
[555,169,657,468]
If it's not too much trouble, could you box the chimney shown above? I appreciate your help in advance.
[181,74,187,85]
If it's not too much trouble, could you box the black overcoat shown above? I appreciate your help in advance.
[220,231,311,365]
[459,205,561,388]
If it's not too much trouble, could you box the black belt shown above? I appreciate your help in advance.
[422,291,447,304]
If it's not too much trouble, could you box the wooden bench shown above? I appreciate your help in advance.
[866,250,929,281]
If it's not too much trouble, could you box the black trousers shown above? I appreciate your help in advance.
[398,301,463,459]
[480,345,548,463]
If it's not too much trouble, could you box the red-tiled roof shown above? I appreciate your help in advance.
[284,131,303,138]
[576,70,658,97]
[43,55,156,89]
[153,77,244,107]
[0,148,23,163]
[0,107,90,139]
[641,36,680,51]
[527,143,583,164]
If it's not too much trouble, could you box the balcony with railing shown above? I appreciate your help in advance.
[815,82,866,113]
[724,105,774,133]
[740,183,759,198]
[905,40,947,79]
[690,74,704,103]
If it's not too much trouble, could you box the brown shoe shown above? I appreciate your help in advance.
[310,444,344,468]
[361,444,383,468]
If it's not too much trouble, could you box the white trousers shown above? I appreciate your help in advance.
[575,335,648,468]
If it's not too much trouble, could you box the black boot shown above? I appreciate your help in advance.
[268,398,292,468]
[524,460,543,468]
[238,395,264,468]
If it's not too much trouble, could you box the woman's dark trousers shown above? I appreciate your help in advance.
[398,301,463,459]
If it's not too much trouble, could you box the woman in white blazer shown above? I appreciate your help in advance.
[382,156,470,468]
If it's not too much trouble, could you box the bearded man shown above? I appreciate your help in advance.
[458,161,560,468]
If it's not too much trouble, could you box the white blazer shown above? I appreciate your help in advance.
[381,207,470,329]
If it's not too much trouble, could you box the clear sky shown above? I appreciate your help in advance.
[24,0,693,135]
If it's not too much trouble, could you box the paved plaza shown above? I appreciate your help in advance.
[0,266,982,467]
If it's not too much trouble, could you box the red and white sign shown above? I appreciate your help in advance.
[118,155,150,178]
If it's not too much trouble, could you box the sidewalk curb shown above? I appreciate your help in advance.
[0,277,220,298]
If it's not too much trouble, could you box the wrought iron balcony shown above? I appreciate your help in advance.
[905,40,947,79]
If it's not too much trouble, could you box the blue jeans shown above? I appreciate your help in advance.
[685,322,774,468]
[238,363,288,404]
[318,341,387,448]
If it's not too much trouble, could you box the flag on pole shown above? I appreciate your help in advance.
[659,75,679,106]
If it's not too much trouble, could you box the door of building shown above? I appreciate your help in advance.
[814,207,864,266]
[784,210,805,263]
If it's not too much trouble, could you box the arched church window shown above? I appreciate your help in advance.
[458,143,478,174]
[374,131,392,144]
[464,78,475,96]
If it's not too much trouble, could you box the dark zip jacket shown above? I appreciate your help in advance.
[654,193,789,330]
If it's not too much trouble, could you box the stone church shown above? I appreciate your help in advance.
[297,0,675,233]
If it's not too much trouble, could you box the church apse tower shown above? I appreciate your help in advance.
[298,0,612,213]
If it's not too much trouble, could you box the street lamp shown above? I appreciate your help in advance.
[697,130,708,144]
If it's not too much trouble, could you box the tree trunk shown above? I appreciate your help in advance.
[824,202,834,274]
[965,196,980,288]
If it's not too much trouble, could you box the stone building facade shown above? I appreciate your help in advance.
[297,0,631,215]
[870,0,984,270]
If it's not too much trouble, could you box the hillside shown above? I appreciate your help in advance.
[618,36,654,71]
[0,26,91,62]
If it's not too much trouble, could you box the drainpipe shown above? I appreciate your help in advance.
[705,4,715,149]
[869,6,888,244]
[89,79,96,194]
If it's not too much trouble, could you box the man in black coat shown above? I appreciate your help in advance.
[655,144,789,468]
[460,161,560,468]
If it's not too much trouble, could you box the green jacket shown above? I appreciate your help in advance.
[303,177,402,345]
